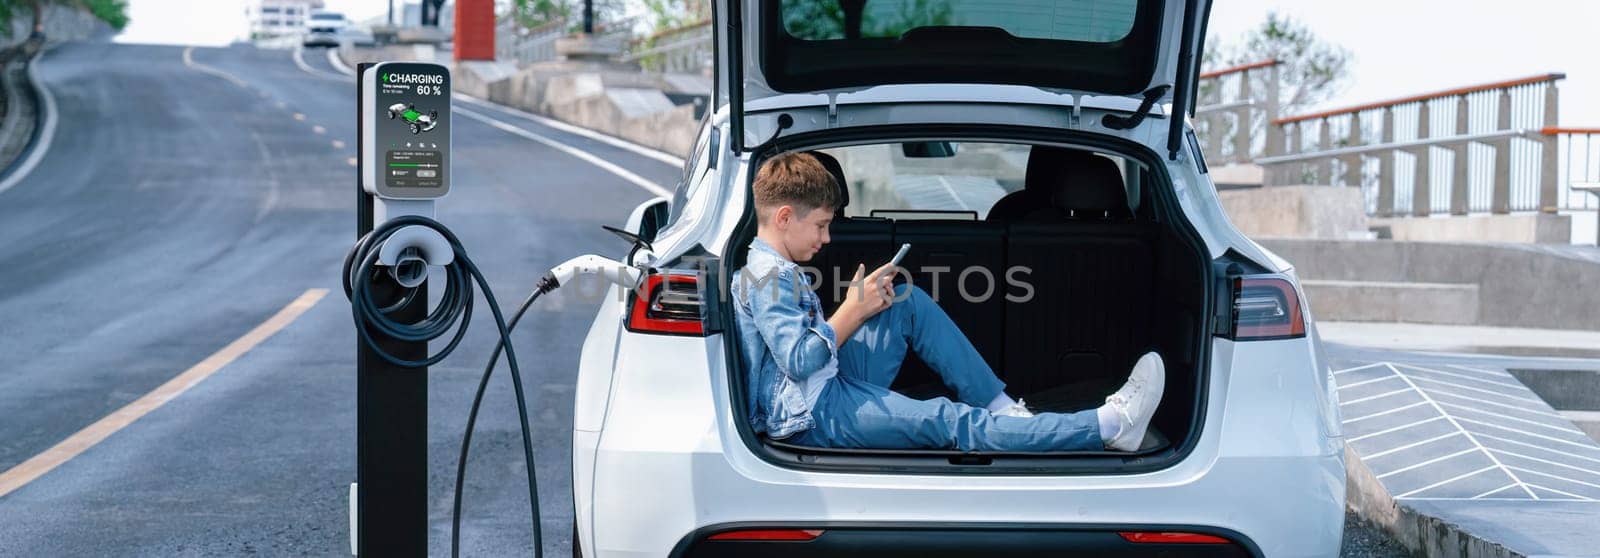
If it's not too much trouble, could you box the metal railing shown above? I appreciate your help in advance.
[1553,128,1600,211]
[495,17,568,66]
[620,19,712,74]
[1194,59,1280,165]
[1257,73,1564,217]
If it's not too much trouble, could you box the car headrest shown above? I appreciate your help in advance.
[805,150,850,215]
[1024,145,1129,219]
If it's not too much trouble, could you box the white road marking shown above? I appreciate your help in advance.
[1363,432,1463,460]
[292,46,345,82]
[1395,465,1501,499]
[312,125,325,134]
[1340,387,1416,406]
[1348,416,1446,443]
[1405,374,1545,404]
[332,140,345,149]
[0,289,328,498]
[456,107,672,198]
[1523,483,1594,501]
[1385,363,1538,499]
[1490,447,1600,479]
[1425,389,1568,418]
[1470,483,1519,499]
[1342,401,1430,425]
[1507,467,1600,493]
[326,47,354,76]
[0,46,58,197]
[1338,374,1402,390]
[1445,363,1520,379]
[1377,448,1482,480]
[1436,401,1588,436]
[1472,431,1600,466]
[453,93,685,167]
[182,46,247,88]
[1333,362,1388,376]
[1393,362,1533,391]
[1454,417,1600,452]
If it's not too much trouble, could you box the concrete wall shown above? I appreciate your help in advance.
[1370,213,1571,244]
[1217,185,1369,239]
[1261,239,1600,331]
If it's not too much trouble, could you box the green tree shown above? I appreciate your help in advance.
[0,0,129,37]
[508,0,569,29]
[1204,11,1351,114]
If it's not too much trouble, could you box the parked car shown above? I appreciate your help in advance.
[301,11,346,48]
[573,1,1346,556]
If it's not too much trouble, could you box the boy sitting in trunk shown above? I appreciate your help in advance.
[732,151,1165,452]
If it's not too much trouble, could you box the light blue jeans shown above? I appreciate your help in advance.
[789,284,1103,452]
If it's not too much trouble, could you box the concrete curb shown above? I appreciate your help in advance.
[1346,442,1524,558]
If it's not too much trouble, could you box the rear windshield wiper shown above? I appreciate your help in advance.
[1101,85,1172,130]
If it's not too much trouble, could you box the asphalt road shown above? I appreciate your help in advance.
[0,40,1430,557]
[0,41,674,555]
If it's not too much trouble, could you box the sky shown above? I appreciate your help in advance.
[114,0,1600,126]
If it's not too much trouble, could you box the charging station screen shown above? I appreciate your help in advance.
[375,63,449,192]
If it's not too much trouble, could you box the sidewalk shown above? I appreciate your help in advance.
[1319,321,1600,359]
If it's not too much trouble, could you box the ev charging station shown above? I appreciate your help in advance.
[352,60,453,556]
[345,60,641,557]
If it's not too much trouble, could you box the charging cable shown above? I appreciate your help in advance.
[344,215,642,557]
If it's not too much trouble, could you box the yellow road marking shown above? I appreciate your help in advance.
[0,289,328,499]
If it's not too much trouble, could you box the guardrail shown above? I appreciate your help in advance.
[1258,73,1564,217]
[495,17,568,66]
[621,19,712,74]
[1194,59,1280,165]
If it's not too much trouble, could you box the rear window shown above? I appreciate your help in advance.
[761,0,1164,95]
[818,142,1132,220]
[781,0,1139,42]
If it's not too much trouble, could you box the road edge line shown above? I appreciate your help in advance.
[0,288,329,499]
[456,106,672,198]
[0,45,58,197]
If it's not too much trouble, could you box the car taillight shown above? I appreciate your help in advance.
[1118,531,1232,544]
[1230,275,1306,340]
[626,273,706,336]
[707,529,824,541]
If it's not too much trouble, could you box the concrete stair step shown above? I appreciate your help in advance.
[1300,279,1479,325]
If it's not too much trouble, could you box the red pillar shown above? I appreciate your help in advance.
[454,0,495,61]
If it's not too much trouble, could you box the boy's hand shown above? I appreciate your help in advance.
[838,262,897,322]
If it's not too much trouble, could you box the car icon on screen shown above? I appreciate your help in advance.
[387,102,438,134]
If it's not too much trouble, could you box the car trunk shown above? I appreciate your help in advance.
[717,135,1215,474]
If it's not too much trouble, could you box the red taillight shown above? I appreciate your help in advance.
[1230,276,1306,340]
[707,529,824,541]
[626,273,705,335]
[1118,531,1232,544]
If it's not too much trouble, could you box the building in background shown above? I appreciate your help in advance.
[246,0,325,39]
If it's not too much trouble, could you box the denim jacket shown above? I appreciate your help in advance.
[732,238,839,439]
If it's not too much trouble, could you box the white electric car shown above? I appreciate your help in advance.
[574,1,1345,556]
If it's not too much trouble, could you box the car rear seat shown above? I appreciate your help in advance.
[994,146,1155,398]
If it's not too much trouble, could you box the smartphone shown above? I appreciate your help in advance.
[889,243,912,267]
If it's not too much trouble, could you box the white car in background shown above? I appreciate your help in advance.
[301,11,346,48]
[573,0,1346,556]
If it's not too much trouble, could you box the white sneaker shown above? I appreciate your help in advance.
[1103,352,1165,452]
[993,398,1034,418]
